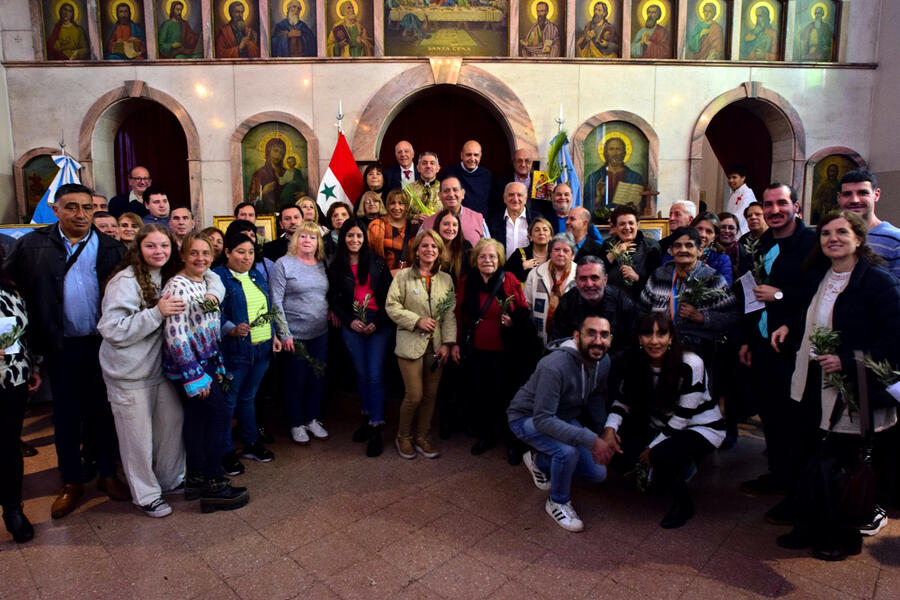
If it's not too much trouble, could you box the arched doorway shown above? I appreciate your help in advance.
[378,84,513,178]
[700,101,773,213]
[112,99,190,207]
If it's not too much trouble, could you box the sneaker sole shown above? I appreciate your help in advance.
[143,506,173,518]
[292,438,311,446]
[223,468,245,476]
[545,503,584,532]
[310,434,329,441]
[395,438,416,460]
[860,516,888,537]
[414,444,440,459]
[200,492,250,514]
[523,453,551,491]
[240,453,274,463]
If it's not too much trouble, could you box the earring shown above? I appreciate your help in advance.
[667,344,671,350]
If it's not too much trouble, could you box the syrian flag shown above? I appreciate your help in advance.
[31,154,82,224]
[316,133,363,216]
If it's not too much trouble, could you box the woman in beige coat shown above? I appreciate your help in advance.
[386,230,457,459]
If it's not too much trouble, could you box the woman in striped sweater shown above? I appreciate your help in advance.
[602,312,725,529]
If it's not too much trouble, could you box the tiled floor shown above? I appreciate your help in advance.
[3,393,900,600]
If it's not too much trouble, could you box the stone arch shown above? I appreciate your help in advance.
[803,145,867,221]
[351,62,537,162]
[689,81,806,204]
[572,110,660,209]
[229,112,320,209]
[13,146,59,219]
[78,80,203,220]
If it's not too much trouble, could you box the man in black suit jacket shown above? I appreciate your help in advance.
[488,182,536,259]
[383,140,417,192]
[262,204,303,262]
[108,165,151,218]
[567,207,604,261]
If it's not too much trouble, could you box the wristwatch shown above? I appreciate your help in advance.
[773,290,784,300]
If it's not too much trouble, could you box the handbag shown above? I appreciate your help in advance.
[837,351,877,526]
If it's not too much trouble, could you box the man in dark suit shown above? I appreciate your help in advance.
[383,140,417,192]
[489,182,535,259]
[567,207,603,261]
[8,183,129,520]
[108,165,151,218]
[262,204,303,262]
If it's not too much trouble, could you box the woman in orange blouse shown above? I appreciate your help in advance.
[368,189,415,275]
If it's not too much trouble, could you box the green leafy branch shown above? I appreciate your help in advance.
[810,326,857,414]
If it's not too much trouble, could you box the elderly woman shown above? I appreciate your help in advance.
[453,238,536,461]
[601,204,662,300]
[323,202,352,261]
[524,232,577,347]
[386,230,457,459]
[505,218,554,283]
[368,189,415,274]
[664,211,733,286]
[640,226,737,364]
[603,313,725,529]
[356,191,386,230]
[270,221,331,446]
[771,210,900,561]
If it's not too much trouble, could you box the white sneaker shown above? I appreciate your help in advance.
[859,505,888,536]
[141,497,173,518]
[306,419,329,440]
[291,425,310,445]
[523,451,551,491]
[545,498,584,532]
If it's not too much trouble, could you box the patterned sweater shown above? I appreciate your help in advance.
[161,274,224,396]
[0,287,33,388]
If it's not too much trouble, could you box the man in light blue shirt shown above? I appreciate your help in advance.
[838,169,900,279]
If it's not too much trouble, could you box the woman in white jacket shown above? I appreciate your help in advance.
[98,224,223,517]
[524,233,577,347]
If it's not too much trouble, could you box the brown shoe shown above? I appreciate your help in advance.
[414,436,440,459]
[97,475,132,502]
[51,484,84,519]
[395,436,416,459]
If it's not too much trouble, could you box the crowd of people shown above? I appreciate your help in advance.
[1,140,899,565]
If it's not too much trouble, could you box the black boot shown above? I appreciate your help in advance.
[184,473,206,501]
[200,478,249,514]
[352,416,372,443]
[660,487,694,529]
[3,506,34,543]
[366,425,383,457]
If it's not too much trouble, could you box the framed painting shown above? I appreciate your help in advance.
[519,0,564,57]
[383,0,507,57]
[638,218,668,241]
[212,215,277,242]
[630,0,674,59]
[41,0,91,60]
[155,0,204,58]
[684,0,728,60]
[327,0,374,56]
[21,155,58,223]
[574,0,621,58]
[270,0,318,57]
[794,0,836,62]
[739,0,782,60]
[241,122,309,214]
[213,0,261,58]
[809,154,856,224]
[582,121,649,217]
[99,0,148,59]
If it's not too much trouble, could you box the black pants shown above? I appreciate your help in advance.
[465,349,516,446]
[179,367,229,481]
[0,384,28,510]
[44,335,118,484]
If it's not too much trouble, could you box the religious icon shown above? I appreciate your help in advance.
[582,122,649,216]
[327,0,373,56]
[519,0,563,57]
[242,122,309,214]
[270,0,317,57]
[794,0,836,62]
[739,0,782,61]
[575,0,621,58]
[383,0,508,57]
[42,0,91,60]
[100,0,148,60]
[156,0,203,58]
[810,154,856,224]
[685,0,727,60]
[630,0,673,58]
[214,0,261,58]
[22,155,57,222]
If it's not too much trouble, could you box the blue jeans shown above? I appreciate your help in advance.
[223,340,272,452]
[340,324,391,425]
[509,416,607,504]
[284,333,327,427]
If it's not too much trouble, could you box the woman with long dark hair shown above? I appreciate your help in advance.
[433,208,471,286]
[603,312,725,529]
[328,218,393,456]
[770,210,900,561]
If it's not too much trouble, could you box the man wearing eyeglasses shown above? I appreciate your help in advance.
[8,184,129,520]
[108,165,151,218]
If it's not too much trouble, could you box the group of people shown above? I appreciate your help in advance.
[1,141,898,566]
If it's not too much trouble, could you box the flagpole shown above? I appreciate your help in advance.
[336,100,343,134]
[59,129,67,157]
[556,104,564,133]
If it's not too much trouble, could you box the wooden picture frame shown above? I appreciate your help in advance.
[212,214,277,243]
[638,218,668,241]
[0,223,48,240]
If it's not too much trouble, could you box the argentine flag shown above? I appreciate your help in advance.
[31,154,82,224]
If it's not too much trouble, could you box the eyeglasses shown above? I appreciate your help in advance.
[130,176,151,182]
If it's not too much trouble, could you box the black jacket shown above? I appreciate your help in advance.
[574,236,604,262]
[108,193,148,218]
[8,225,126,355]
[488,206,536,252]
[549,284,638,351]
[600,231,662,301]
[327,255,393,329]
[262,235,289,263]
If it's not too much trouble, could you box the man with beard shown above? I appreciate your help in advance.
[741,5,778,60]
[630,3,671,58]
[158,1,201,58]
[687,1,724,60]
[507,315,616,532]
[520,2,561,57]
[47,2,89,60]
[272,0,316,57]
[105,3,147,60]
[216,1,260,58]
[327,1,372,56]
[248,138,286,213]
[798,5,833,61]
[576,1,619,58]
[582,136,645,212]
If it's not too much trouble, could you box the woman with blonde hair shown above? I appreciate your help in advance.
[386,230,456,459]
[296,196,328,236]
[356,190,386,230]
[270,220,331,445]
[369,189,415,274]
[117,212,143,247]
